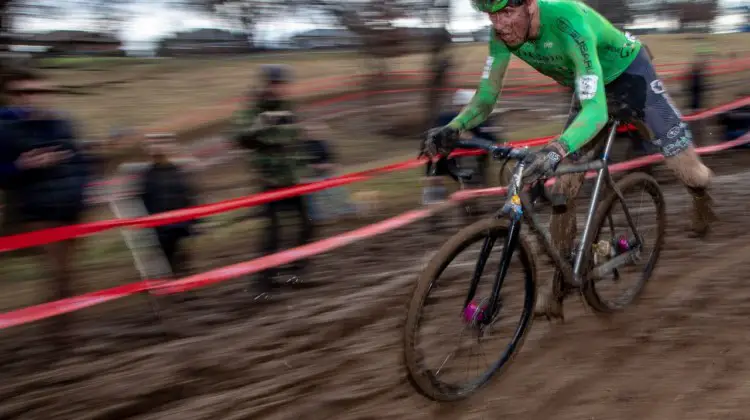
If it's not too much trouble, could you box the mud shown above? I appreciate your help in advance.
[2,146,750,419]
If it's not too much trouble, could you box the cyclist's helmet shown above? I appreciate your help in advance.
[471,0,524,13]
[261,64,292,84]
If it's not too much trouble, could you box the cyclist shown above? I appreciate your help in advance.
[422,0,717,319]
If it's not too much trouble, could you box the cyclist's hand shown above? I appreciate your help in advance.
[421,125,459,158]
[521,140,567,183]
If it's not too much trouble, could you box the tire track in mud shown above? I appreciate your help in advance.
[465,171,750,419]
[4,158,750,418]
[179,170,750,420]
[519,236,750,420]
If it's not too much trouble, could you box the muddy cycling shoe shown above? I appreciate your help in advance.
[688,187,718,238]
[533,274,567,322]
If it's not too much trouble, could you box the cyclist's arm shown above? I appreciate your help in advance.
[449,37,511,131]
[556,20,608,153]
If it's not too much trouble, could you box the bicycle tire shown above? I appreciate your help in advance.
[580,172,666,313]
[403,217,537,401]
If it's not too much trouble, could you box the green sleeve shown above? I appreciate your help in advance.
[449,35,511,131]
[555,17,608,153]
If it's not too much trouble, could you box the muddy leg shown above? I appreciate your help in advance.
[663,145,716,238]
[535,139,603,320]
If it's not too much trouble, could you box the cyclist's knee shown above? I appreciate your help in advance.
[664,145,713,189]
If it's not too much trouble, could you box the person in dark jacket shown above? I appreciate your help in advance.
[0,69,90,339]
[686,53,709,113]
[422,89,498,208]
[138,133,198,277]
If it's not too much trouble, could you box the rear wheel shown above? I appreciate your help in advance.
[581,172,666,313]
[403,217,537,401]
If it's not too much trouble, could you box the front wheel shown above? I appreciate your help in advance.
[403,217,537,401]
[581,172,666,313]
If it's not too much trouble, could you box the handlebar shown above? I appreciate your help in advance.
[455,138,530,160]
[454,137,605,176]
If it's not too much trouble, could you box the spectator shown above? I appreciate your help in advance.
[138,133,198,277]
[0,69,90,341]
[423,89,498,207]
[300,122,355,223]
[717,91,750,143]
[686,55,708,113]
[229,64,313,298]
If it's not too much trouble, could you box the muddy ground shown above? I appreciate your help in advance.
[2,79,750,418]
[1,147,750,419]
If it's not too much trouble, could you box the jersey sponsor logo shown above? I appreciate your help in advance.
[650,79,666,94]
[544,41,554,49]
[666,123,683,139]
[604,43,635,58]
[482,56,494,79]
[576,74,598,100]
[517,50,565,63]
[555,18,593,72]
[555,17,574,34]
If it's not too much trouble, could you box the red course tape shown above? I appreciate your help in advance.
[1,130,748,329]
[0,96,748,253]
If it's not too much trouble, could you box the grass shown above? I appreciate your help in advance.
[41,33,750,140]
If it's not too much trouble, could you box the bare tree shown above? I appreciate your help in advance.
[186,0,452,133]
[582,0,632,27]
[671,0,719,32]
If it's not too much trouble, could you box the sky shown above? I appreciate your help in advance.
[17,0,749,49]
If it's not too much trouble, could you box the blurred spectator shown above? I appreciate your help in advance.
[300,122,355,223]
[717,92,750,143]
[138,133,198,277]
[686,56,708,113]
[0,69,90,332]
[423,89,497,206]
[229,64,313,298]
[425,31,453,130]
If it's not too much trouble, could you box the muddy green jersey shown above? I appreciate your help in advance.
[450,0,641,152]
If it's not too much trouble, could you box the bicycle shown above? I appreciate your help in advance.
[403,115,666,401]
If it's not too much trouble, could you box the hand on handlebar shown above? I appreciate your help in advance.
[420,125,459,159]
[520,140,568,184]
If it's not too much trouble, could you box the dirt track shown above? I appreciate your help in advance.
[2,146,750,419]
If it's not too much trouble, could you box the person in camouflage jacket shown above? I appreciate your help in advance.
[230,64,314,298]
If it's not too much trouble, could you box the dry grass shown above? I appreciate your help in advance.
[43,33,750,139]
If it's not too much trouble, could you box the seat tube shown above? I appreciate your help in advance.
[572,120,619,284]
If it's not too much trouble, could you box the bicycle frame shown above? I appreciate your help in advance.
[466,118,647,325]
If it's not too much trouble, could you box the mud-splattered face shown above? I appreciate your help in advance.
[489,5,530,48]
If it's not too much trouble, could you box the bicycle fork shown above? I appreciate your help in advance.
[461,217,521,327]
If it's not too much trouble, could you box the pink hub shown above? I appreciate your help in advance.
[462,301,486,324]
[616,235,630,253]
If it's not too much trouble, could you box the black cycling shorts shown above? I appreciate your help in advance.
[566,48,693,158]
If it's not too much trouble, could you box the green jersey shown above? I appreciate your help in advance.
[450,0,641,152]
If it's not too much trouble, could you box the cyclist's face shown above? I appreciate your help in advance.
[489,5,529,48]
